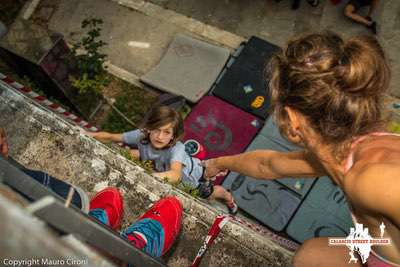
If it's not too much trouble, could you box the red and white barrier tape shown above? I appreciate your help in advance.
[0,72,98,132]
[191,214,299,267]
[191,215,230,267]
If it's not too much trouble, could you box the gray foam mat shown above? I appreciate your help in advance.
[259,115,300,151]
[223,129,316,231]
[286,176,353,243]
[225,173,301,231]
[140,34,230,103]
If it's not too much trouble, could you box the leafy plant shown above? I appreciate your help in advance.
[71,73,109,94]
[71,17,109,94]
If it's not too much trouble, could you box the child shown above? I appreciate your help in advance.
[87,106,238,214]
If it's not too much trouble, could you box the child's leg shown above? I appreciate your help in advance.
[209,185,233,204]
[197,180,238,214]
[209,185,238,215]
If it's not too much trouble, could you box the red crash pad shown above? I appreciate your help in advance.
[184,96,262,184]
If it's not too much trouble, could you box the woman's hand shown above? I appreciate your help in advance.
[0,128,9,157]
[202,158,228,179]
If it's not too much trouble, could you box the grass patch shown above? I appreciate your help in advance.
[101,77,158,133]
[175,183,200,198]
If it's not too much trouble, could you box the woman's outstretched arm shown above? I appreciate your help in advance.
[204,150,326,180]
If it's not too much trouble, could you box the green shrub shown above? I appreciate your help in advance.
[71,18,109,94]
[71,73,109,94]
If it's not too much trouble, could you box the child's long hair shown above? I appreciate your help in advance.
[140,106,184,148]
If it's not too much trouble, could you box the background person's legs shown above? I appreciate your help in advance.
[344,3,371,26]
[344,2,377,33]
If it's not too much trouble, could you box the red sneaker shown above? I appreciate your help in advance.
[90,187,124,230]
[138,196,183,255]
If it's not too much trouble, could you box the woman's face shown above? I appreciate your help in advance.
[149,122,174,149]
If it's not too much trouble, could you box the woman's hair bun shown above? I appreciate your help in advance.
[338,35,390,97]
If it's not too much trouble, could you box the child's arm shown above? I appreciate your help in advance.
[85,131,123,143]
[153,161,182,184]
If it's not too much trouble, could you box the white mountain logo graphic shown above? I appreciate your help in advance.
[329,222,391,264]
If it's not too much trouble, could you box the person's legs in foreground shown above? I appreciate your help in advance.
[89,187,183,258]
[17,168,90,212]
[293,237,362,267]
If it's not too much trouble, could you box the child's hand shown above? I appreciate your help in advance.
[202,159,228,179]
[83,130,97,137]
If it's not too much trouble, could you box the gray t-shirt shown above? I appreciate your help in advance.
[122,130,203,187]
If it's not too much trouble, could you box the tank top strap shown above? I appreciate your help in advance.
[344,132,400,173]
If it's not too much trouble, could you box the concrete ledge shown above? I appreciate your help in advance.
[0,80,293,266]
[111,0,245,49]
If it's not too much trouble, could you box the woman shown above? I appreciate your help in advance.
[204,32,399,266]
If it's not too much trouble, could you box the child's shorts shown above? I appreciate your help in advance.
[197,177,214,199]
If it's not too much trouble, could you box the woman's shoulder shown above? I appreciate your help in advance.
[344,162,400,210]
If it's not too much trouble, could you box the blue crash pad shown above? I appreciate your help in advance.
[286,176,353,243]
[223,131,316,231]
